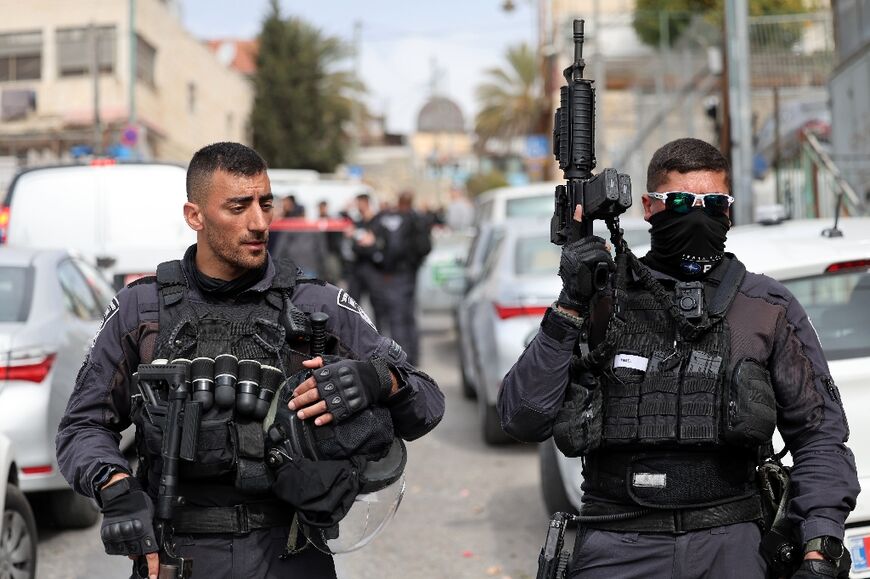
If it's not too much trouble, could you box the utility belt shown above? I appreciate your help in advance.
[583,449,758,509]
[171,500,294,535]
[578,493,763,533]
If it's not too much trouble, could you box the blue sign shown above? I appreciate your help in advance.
[525,134,549,159]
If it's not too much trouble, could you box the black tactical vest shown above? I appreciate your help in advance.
[577,257,777,509]
[131,259,317,503]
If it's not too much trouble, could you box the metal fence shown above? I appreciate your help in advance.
[583,9,850,220]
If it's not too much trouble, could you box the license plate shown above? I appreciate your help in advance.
[846,530,870,575]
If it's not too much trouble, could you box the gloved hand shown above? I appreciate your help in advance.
[314,357,393,423]
[557,236,614,314]
[790,555,850,579]
[98,477,158,557]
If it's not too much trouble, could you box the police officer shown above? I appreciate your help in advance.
[345,193,384,326]
[56,142,444,579]
[367,191,432,365]
[498,138,858,578]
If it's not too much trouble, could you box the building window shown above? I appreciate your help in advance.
[0,31,42,82]
[187,82,196,114]
[56,26,116,77]
[136,34,156,86]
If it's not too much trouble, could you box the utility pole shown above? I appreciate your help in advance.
[724,0,753,225]
[351,20,362,155]
[90,23,102,156]
[129,0,137,126]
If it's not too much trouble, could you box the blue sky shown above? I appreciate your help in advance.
[180,0,536,134]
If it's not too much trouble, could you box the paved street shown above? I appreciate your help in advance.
[35,312,549,579]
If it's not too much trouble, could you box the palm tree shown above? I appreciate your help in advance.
[474,43,549,151]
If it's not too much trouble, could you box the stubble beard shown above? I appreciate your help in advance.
[204,226,268,274]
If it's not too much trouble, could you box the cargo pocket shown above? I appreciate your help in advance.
[553,371,604,457]
[724,358,776,447]
[179,416,237,479]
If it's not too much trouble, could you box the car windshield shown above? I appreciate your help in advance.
[782,268,870,361]
[506,195,552,218]
[515,236,560,276]
[0,266,32,322]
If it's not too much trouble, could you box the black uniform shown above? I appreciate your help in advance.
[56,250,444,578]
[367,209,432,365]
[498,257,858,577]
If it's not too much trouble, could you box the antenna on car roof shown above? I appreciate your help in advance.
[821,192,845,238]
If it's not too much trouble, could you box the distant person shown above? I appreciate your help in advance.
[318,200,329,219]
[367,191,432,365]
[345,194,385,327]
[445,187,474,231]
[282,195,305,218]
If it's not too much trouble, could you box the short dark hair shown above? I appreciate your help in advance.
[187,142,268,203]
[646,138,731,192]
[355,193,370,203]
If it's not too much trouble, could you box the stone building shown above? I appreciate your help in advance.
[0,0,252,165]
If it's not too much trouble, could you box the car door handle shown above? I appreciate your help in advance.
[96,256,116,269]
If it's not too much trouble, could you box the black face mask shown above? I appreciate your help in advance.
[645,209,730,279]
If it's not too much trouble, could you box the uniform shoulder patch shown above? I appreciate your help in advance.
[91,296,121,346]
[336,289,376,330]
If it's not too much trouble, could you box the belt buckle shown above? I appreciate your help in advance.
[236,504,250,534]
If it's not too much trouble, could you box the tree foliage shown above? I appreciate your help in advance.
[251,1,364,172]
[466,170,508,197]
[633,0,812,48]
[474,43,549,150]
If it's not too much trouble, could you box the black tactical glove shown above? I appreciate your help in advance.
[98,477,158,557]
[791,554,851,579]
[557,236,614,314]
[314,357,393,423]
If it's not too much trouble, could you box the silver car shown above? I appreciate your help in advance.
[0,431,37,579]
[457,218,561,444]
[0,247,117,528]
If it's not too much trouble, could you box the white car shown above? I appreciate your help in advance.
[0,247,120,528]
[1,162,195,288]
[458,218,561,444]
[543,217,870,575]
[1,432,37,579]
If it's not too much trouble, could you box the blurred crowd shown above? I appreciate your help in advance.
[270,188,474,366]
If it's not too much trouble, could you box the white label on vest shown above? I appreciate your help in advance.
[633,473,667,488]
[613,353,649,372]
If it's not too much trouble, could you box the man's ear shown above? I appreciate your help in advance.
[642,194,654,221]
[184,201,204,231]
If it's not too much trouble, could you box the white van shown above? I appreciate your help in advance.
[1,162,194,288]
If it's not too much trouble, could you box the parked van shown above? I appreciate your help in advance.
[1,162,194,288]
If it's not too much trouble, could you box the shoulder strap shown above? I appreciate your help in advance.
[156,261,187,307]
[270,258,299,291]
[705,254,747,317]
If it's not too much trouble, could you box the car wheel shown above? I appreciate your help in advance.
[478,390,512,445]
[538,441,578,516]
[1,484,38,579]
[459,346,477,400]
[42,488,100,529]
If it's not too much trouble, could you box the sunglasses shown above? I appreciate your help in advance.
[647,191,734,216]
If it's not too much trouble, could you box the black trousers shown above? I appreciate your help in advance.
[131,527,336,579]
[371,269,419,365]
[569,521,767,579]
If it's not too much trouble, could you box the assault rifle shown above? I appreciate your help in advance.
[136,363,196,579]
[551,19,632,287]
